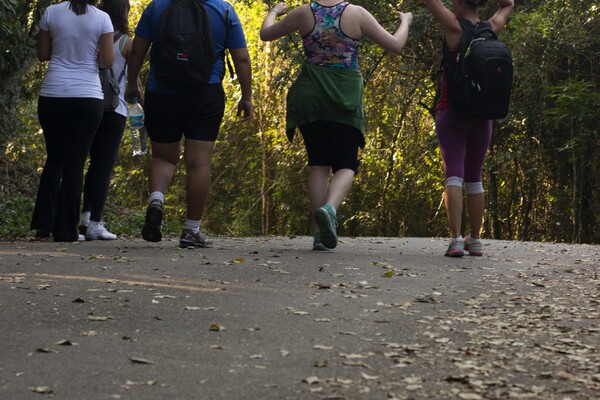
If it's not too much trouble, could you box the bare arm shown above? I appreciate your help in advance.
[125,35,151,103]
[98,32,115,68]
[489,0,514,34]
[260,2,303,41]
[230,47,254,120]
[37,29,51,61]
[421,0,462,37]
[360,8,413,54]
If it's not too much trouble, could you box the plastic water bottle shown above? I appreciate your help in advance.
[129,97,148,155]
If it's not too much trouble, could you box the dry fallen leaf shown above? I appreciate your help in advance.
[128,357,153,365]
[88,316,109,321]
[55,340,78,346]
[29,386,53,394]
[302,376,320,384]
[209,323,225,332]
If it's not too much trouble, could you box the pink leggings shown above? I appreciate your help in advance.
[435,108,492,183]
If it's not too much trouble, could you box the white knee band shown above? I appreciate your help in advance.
[445,177,463,188]
[465,182,484,194]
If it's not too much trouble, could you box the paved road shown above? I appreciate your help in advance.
[1,237,599,399]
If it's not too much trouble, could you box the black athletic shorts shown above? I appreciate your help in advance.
[144,84,225,143]
[299,120,361,173]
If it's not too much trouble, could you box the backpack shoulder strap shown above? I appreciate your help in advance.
[114,31,124,43]
[472,21,498,39]
[443,19,472,63]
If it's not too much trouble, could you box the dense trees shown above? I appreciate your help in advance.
[1,0,598,243]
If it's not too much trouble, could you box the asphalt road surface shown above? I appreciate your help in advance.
[1,236,599,399]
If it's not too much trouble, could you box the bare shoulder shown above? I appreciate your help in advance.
[345,4,374,23]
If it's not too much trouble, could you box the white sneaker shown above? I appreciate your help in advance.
[85,221,117,241]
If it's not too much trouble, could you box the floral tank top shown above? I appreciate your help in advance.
[302,1,360,70]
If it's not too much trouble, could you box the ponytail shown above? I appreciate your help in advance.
[69,0,98,15]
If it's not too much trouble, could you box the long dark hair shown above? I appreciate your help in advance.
[69,0,97,15]
[465,0,489,8]
[99,0,131,34]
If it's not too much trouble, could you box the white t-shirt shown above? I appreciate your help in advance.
[39,2,113,99]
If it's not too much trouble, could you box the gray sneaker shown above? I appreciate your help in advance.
[141,200,163,242]
[444,237,465,257]
[464,235,483,256]
[180,228,213,248]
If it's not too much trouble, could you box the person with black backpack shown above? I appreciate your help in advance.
[125,0,253,247]
[422,0,514,257]
[79,0,142,240]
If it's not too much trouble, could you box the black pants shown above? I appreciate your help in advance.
[31,96,103,241]
[82,111,126,222]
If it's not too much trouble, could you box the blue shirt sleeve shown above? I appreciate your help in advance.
[134,1,154,40]
[225,4,247,50]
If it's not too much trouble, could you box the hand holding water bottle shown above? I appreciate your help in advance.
[128,97,148,156]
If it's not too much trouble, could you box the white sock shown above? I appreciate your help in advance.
[80,211,91,226]
[149,191,164,204]
[184,219,200,233]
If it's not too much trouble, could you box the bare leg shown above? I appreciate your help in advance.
[444,186,463,238]
[148,141,180,194]
[308,166,330,212]
[326,168,355,209]
[466,192,484,239]
[183,139,215,220]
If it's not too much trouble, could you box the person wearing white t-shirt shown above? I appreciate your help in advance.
[31,0,114,242]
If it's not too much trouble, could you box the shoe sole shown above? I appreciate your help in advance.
[313,243,329,251]
[179,240,212,248]
[85,235,117,241]
[445,250,464,257]
[467,250,482,256]
[314,208,337,249]
[142,206,163,242]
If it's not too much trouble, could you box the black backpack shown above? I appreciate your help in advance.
[444,19,513,119]
[99,32,125,112]
[151,0,217,84]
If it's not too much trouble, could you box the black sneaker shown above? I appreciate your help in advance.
[35,229,52,238]
[78,225,87,235]
[179,228,213,248]
[141,200,163,242]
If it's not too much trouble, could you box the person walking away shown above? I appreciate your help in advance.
[260,1,412,250]
[79,0,141,240]
[125,0,254,247]
[422,0,514,257]
[31,0,115,242]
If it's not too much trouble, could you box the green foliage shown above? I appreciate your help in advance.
[2,0,600,243]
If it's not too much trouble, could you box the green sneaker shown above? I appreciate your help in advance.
[314,204,338,249]
[313,230,328,251]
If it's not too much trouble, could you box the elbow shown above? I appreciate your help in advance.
[390,46,404,55]
[387,42,405,55]
[259,31,270,42]
[259,28,276,42]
